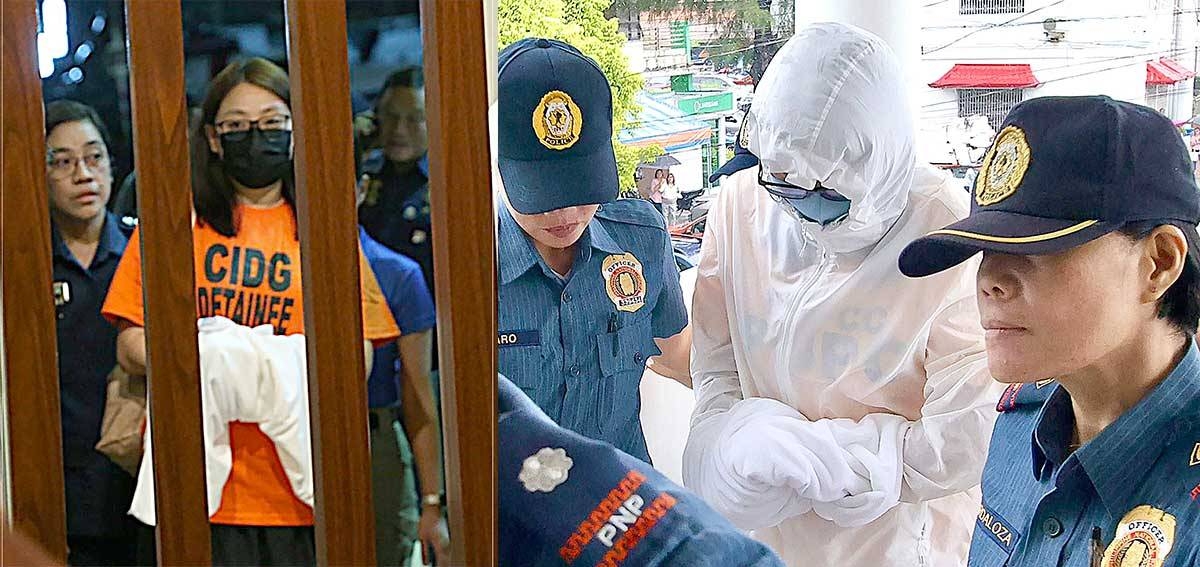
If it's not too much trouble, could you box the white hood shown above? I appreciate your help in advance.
[746,22,916,253]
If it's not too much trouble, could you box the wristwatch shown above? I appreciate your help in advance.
[421,492,445,508]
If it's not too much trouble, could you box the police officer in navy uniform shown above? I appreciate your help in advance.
[45,100,142,565]
[900,96,1200,566]
[495,38,690,464]
[499,375,783,566]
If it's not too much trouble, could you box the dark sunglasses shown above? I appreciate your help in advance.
[757,165,848,202]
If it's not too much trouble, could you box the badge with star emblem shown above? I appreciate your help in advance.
[532,90,583,150]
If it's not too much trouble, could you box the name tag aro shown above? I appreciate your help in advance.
[498,330,541,348]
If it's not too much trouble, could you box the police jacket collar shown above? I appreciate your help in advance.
[51,211,128,269]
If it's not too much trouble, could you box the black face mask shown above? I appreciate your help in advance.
[219,129,292,189]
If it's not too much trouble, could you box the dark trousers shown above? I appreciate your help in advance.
[209,524,315,567]
[67,534,139,566]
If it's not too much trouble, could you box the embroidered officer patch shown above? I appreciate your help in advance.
[976,502,1020,554]
[533,90,583,151]
[602,253,647,313]
[1102,505,1176,567]
[520,447,573,493]
[1190,442,1200,467]
[976,126,1031,206]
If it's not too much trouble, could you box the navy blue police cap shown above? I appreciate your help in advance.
[498,38,619,215]
[709,110,759,183]
[497,375,784,567]
[900,95,1200,278]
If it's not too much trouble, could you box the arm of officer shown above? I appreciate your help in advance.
[398,329,444,502]
[116,320,148,377]
[650,326,692,388]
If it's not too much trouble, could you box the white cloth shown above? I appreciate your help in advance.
[130,317,313,525]
[682,22,1004,567]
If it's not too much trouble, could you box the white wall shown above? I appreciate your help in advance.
[917,0,1198,158]
[672,146,706,193]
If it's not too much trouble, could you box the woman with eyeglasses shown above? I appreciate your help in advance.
[102,58,399,566]
[681,23,1003,566]
[44,99,145,566]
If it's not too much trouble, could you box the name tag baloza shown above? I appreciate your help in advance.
[498,330,540,348]
[976,503,1020,553]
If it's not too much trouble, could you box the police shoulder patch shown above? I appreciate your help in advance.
[595,199,668,233]
[996,381,1056,413]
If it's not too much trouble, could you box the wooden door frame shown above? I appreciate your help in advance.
[1,1,68,560]
[125,2,212,563]
[421,1,498,564]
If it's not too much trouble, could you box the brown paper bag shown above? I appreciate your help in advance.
[94,365,146,476]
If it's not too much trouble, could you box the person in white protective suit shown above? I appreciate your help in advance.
[681,22,1006,566]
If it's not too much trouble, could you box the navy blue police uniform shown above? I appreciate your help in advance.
[52,212,140,564]
[899,96,1200,566]
[499,375,784,567]
[497,38,688,464]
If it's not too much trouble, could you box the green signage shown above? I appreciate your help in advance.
[670,21,691,53]
[670,73,694,93]
[677,92,734,115]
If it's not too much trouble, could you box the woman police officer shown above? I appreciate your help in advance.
[900,95,1200,567]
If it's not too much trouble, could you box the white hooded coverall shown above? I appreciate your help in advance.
[681,22,1004,566]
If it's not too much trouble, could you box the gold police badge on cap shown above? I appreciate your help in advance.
[976,125,1032,206]
[602,253,647,313]
[1102,505,1176,567]
[533,90,583,150]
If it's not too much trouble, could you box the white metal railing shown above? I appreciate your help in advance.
[957,88,1026,130]
[1146,82,1190,118]
[959,0,1026,15]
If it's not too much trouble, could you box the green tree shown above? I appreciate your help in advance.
[608,0,793,80]
[499,0,661,193]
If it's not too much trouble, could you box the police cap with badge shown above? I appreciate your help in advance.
[899,95,1200,277]
[498,375,784,567]
[498,38,619,215]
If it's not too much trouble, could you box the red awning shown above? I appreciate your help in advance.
[929,64,1040,89]
[1146,58,1195,85]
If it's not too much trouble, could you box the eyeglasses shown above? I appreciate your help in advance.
[214,115,292,141]
[47,150,108,179]
[757,165,846,202]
